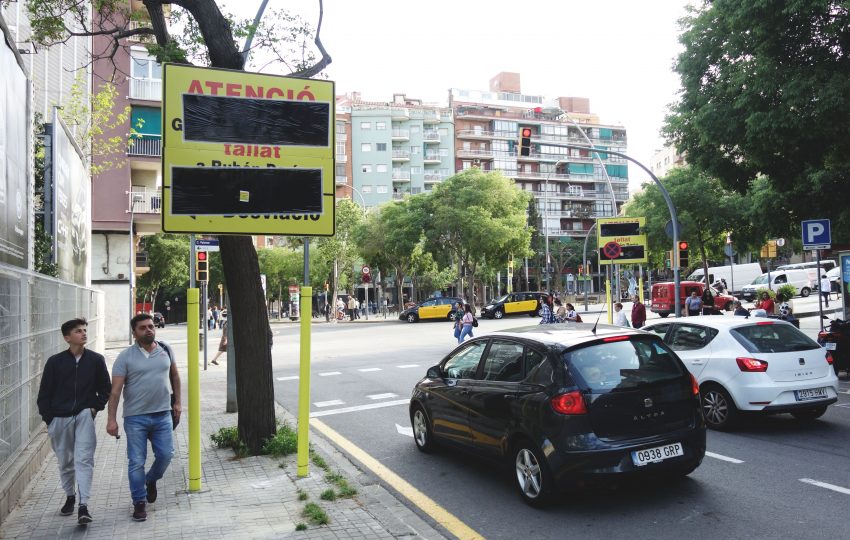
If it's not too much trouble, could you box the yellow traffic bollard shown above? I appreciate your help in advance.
[606,278,613,324]
[187,288,202,491]
[297,286,313,477]
[638,274,645,304]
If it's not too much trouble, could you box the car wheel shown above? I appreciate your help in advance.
[659,313,670,318]
[494,309,504,319]
[406,313,418,323]
[448,312,456,322]
[790,406,828,421]
[800,287,811,298]
[512,439,555,507]
[724,301,733,312]
[701,384,739,431]
[411,405,437,453]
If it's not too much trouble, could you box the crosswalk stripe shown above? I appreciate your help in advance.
[319,371,342,377]
[800,478,850,495]
[276,376,299,381]
[358,368,382,372]
[397,364,420,369]
[367,393,398,400]
[310,399,409,418]
[314,399,345,408]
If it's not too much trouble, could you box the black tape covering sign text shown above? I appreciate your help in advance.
[182,94,330,146]
[171,167,323,215]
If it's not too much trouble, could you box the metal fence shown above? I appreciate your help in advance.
[0,264,104,475]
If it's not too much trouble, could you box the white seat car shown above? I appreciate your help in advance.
[641,317,839,430]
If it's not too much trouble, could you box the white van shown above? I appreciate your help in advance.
[740,270,813,301]
[776,260,836,288]
[686,263,763,294]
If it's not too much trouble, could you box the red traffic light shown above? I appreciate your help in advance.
[678,241,689,250]
[197,251,208,261]
[521,127,532,137]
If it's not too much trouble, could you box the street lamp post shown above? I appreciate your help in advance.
[126,191,143,344]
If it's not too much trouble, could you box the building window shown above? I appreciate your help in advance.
[410,125,420,133]
[410,146,420,154]
[439,168,449,176]
[362,164,372,173]
[335,142,345,155]
[438,148,448,156]
[360,122,372,130]
[462,161,472,170]
[376,164,388,173]
[335,164,345,175]
[336,122,346,134]
[131,51,161,80]
[377,185,388,193]
[376,142,387,151]
[463,141,471,150]
[376,122,386,130]
[411,166,422,174]
[362,185,373,193]
[361,143,371,152]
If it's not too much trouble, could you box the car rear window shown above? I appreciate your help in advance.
[562,337,684,392]
[730,323,820,353]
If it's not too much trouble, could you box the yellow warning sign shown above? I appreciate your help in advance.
[162,64,335,236]
[596,217,648,265]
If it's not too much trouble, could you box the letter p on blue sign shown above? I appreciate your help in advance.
[801,219,831,250]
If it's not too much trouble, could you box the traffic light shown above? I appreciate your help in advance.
[678,241,689,268]
[518,127,532,157]
[196,251,209,282]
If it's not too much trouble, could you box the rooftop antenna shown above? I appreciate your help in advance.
[590,304,605,335]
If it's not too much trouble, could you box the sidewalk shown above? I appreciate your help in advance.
[0,348,445,539]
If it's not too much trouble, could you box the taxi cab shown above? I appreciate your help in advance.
[400,296,465,323]
[480,292,546,319]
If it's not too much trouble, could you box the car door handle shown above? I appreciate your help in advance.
[460,389,470,395]
[691,360,705,365]
[504,394,516,400]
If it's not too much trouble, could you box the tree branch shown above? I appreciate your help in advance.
[143,0,173,46]
[289,0,331,78]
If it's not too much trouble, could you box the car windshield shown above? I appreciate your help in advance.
[562,337,684,393]
[491,294,509,304]
[751,275,768,285]
[730,323,821,353]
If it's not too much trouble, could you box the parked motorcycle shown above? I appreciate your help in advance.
[818,318,850,377]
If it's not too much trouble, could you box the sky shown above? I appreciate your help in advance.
[227,0,694,192]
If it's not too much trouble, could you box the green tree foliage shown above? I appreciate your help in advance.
[625,167,748,272]
[136,234,189,313]
[425,169,532,303]
[257,247,303,312]
[316,200,364,318]
[665,0,850,240]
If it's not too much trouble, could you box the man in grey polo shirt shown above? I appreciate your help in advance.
[107,313,181,522]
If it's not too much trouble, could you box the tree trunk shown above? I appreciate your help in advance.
[219,236,275,453]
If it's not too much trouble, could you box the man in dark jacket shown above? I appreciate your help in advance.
[630,296,647,328]
[37,318,111,525]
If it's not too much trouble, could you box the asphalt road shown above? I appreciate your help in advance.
[261,315,850,540]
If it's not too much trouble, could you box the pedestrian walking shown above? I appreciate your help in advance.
[37,318,111,525]
[458,304,475,343]
[206,307,213,330]
[554,298,567,322]
[613,303,630,327]
[212,306,220,328]
[631,295,646,328]
[219,307,228,329]
[564,303,580,322]
[685,291,702,317]
[347,296,357,321]
[107,313,181,522]
[539,295,556,324]
[820,274,832,307]
[755,291,775,315]
[701,287,716,315]
[355,298,361,319]
[452,302,465,341]
[211,321,228,365]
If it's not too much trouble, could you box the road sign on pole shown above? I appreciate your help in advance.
[194,239,220,252]
[162,64,335,236]
[801,219,831,250]
[597,217,647,265]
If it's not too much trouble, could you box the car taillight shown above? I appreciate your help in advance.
[756,321,774,326]
[602,335,630,343]
[690,373,700,396]
[826,352,834,365]
[736,357,768,372]
[550,391,587,415]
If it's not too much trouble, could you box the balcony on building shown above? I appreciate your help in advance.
[392,149,411,161]
[423,130,440,144]
[392,170,411,182]
[128,105,162,158]
[423,173,445,184]
[128,135,161,157]
[336,153,348,163]
[422,110,440,124]
[423,152,441,164]
[391,129,410,141]
[392,189,409,200]
[456,148,494,160]
[390,107,409,120]
[335,175,348,185]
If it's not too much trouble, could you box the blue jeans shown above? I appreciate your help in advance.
[458,324,473,344]
[124,411,174,503]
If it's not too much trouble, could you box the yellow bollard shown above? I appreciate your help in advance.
[638,274,645,304]
[606,278,613,324]
[187,288,201,491]
[297,286,313,477]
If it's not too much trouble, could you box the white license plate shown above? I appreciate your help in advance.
[795,387,828,401]
[824,342,837,351]
[631,442,683,466]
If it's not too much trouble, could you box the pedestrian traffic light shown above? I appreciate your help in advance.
[196,251,208,282]
[518,127,532,157]
[678,241,689,268]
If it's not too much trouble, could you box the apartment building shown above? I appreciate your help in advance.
[334,97,354,201]
[650,144,686,179]
[340,93,454,207]
[449,72,629,241]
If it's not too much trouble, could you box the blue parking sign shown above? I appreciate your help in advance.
[801,219,831,250]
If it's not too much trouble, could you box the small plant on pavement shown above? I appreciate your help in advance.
[295,523,307,531]
[302,502,329,525]
[262,424,298,457]
[310,448,329,471]
[325,471,358,498]
[210,426,249,458]
[319,489,336,501]
[297,490,308,501]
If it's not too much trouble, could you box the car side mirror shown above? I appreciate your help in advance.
[427,366,442,379]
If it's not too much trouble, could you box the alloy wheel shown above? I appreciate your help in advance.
[515,448,542,499]
[702,389,728,426]
[413,409,428,448]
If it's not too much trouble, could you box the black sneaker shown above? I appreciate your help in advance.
[132,501,147,522]
[60,495,75,516]
[77,505,92,525]
[146,481,157,503]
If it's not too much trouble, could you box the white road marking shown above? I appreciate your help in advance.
[834,403,850,408]
[705,451,745,464]
[276,376,299,381]
[358,368,382,372]
[397,364,420,369]
[838,389,850,394]
[396,423,414,437]
[310,399,409,418]
[800,478,850,495]
[368,393,398,400]
[314,399,345,408]
[319,371,342,377]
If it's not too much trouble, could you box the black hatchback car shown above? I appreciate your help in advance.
[409,325,706,506]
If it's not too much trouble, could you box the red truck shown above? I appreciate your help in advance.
[650,281,737,318]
